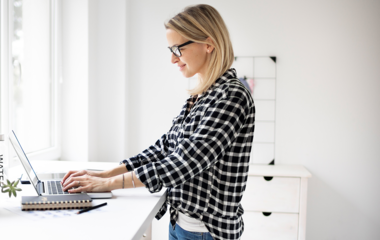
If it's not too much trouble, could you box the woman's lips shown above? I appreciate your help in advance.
[179,64,186,71]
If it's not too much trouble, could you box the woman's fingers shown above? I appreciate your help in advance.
[61,170,78,184]
[63,175,110,193]
[68,186,83,193]
[63,181,79,191]
[61,170,88,184]
[62,180,76,191]
[62,176,88,191]
[67,184,88,193]
[67,177,110,193]
[69,170,87,179]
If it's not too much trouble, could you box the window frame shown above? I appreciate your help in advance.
[0,0,62,167]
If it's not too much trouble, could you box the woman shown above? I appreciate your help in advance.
[62,4,255,240]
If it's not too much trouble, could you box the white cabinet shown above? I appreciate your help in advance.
[243,212,299,240]
[241,165,311,240]
[242,176,300,213]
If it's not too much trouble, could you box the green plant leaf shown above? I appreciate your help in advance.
[14,179,20,187]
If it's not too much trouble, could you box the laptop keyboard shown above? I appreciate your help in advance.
[47,181,71,194]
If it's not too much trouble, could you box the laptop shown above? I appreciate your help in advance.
[9,130,112,199]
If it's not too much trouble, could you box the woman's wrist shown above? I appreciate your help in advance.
[108,173,128,191]
[105,170,144,191]
[108,175,120,191]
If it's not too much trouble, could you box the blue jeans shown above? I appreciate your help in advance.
[169,223,214,240]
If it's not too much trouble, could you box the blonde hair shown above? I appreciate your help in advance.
[165,4,234,95]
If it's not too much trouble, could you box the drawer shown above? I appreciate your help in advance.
[241,211,299,240]
[242,176,300,213]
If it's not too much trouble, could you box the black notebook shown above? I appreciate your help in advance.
[21,194,92,211]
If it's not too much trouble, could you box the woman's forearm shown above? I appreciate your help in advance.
[109,171,145,190]
[102,164,129,178]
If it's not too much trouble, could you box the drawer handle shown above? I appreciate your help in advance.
[262,212,272,217]
[263,176,273,181]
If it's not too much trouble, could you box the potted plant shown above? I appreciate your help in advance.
[1,179,22,197]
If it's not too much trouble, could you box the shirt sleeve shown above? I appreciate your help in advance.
[135,96,249,193]
[120,132,170,172]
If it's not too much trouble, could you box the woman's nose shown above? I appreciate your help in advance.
[171,53,179,64]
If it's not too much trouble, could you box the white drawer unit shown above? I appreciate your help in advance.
[243,212,299,240]
[242,176,300,213]
[241,165,311,240]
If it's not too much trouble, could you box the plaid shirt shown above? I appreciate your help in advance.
[121,68,255,240]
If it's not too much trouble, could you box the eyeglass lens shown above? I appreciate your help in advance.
[171,46,181,57]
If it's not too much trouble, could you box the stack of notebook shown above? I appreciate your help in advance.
[21,194,92,211]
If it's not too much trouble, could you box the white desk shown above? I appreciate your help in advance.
[0,161,166,240]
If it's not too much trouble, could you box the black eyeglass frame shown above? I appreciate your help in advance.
[168,41,194,57]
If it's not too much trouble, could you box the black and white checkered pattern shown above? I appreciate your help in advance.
[121,68,255,240]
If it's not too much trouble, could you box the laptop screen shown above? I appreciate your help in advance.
[9,130,39,188]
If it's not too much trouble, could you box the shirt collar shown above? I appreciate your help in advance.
[204,68,237,95]
[189,68,237,100]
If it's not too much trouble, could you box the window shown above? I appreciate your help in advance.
[1,0,60,162]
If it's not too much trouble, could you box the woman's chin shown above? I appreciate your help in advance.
[182,70,195,79]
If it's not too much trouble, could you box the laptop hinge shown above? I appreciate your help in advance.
[37,180,44,196]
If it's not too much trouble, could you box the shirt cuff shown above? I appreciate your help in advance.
[119,159,136,172]
[135,163,163,193]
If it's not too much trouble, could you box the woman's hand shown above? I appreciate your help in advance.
[62,174,112,193]
[62,164,128,185]
[61,165,130,192]
[61,169,108,185]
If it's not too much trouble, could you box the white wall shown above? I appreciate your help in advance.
[88,0,128,162]
[61,0,89,161]
[62,0,127,162]
[62,0,380,239]
[127,1,190,158]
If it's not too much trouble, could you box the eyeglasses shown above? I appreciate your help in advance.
[168,41,194,57]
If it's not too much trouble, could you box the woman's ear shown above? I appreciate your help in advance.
[205,37,215,53]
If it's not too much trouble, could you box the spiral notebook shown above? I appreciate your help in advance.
[21,194,92,211]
